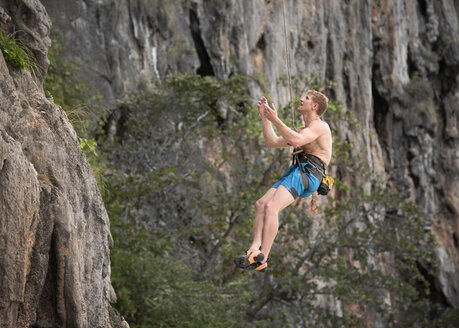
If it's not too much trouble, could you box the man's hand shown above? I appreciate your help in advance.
[263,102,278,122]
[257,96,268,119]
[258,97,292,148]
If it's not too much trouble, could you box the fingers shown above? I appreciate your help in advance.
[258,97,277,120]
[258,97,267,118]
[257,96,267,105]
[257,97,265,107]
[263,103,276,112]
[263,104,271,116]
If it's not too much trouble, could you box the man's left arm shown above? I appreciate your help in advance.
[271,118,320,147]
[263,103,321,147]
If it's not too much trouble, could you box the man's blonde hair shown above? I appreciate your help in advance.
[307,90,328,116]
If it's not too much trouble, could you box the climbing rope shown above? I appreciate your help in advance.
[281,0,295,128]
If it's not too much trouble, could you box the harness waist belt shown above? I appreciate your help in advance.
[296,153,326,173]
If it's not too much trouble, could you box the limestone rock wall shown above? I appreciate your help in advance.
[0,0,115,327]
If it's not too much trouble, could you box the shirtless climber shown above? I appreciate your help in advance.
[234,90,332,272]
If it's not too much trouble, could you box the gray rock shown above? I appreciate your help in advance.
[0,1,114,327]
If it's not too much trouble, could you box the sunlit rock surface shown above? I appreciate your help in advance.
[0,0,117,327]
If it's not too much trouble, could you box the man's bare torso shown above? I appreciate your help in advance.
[298,121,332,166]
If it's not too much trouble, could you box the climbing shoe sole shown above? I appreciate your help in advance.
[247,261,267,272]
[234,250,264,268]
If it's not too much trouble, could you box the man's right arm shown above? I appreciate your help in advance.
[261,118,290,148]
[257,96,290,148]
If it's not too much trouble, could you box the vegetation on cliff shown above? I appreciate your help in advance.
[0,30,41,78]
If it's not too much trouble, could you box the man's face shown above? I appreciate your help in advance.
[298,93,316,114]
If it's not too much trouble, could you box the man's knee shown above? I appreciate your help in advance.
[264,200,279,215]
[255,198,267,212]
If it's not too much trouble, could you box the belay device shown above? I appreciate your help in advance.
[317,174,334,196]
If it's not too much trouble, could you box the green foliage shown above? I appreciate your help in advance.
[110,214,255,328]
[78,137,98,157]
[78,136,107,195]
[404,72,437,127]
[325,100,360,131]
[405,72,433,102]
[0,31,41,78]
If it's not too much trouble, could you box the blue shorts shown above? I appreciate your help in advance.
[272,164,321,199]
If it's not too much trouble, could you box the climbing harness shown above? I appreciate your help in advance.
[291,148,335,210]
[291,148,324,188]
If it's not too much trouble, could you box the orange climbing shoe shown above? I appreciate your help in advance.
[247,261,267,272]
[234,249,265,269]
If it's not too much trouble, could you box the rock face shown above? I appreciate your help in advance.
[0,1,115,327]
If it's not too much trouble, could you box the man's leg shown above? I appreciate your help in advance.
[248,188,277,252]
[260,185,295,262]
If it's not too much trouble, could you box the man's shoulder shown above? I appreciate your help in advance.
[316,119,331,133]
[299,120,331,135]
